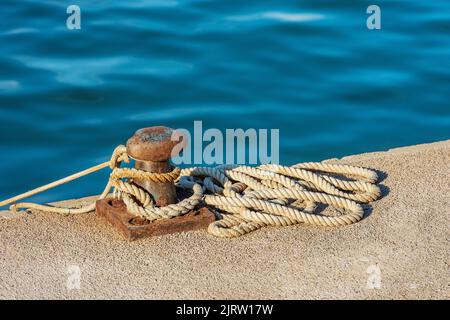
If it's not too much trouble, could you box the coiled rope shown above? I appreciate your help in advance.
[2,145,381,238]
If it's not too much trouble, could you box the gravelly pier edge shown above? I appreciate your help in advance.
[1,140,449,299]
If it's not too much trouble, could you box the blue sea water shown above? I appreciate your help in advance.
[0,0,449,203]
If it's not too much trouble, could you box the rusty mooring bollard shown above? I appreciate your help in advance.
[96,126,215,240]
[126,126,179,206]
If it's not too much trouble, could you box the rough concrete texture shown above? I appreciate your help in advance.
[0,140,449,299]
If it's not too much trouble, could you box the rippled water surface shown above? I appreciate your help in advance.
[1,0,449,202]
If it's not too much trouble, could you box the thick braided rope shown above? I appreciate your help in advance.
[56,161,378,235]
[7,145,382,238]
[181,164,381,237]
[118,184,203,221]
[259,164,381,202]
[111,167,181,183]
[108,164,206,221]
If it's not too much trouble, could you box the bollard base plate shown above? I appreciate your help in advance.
[96,198,216,240]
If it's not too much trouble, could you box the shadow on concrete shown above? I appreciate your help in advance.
[363,168,389,219]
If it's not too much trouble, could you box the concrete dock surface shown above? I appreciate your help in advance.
[0,140,449,299]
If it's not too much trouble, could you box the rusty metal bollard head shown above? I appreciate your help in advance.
[126,126,185,206]
[126,126,181,162]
